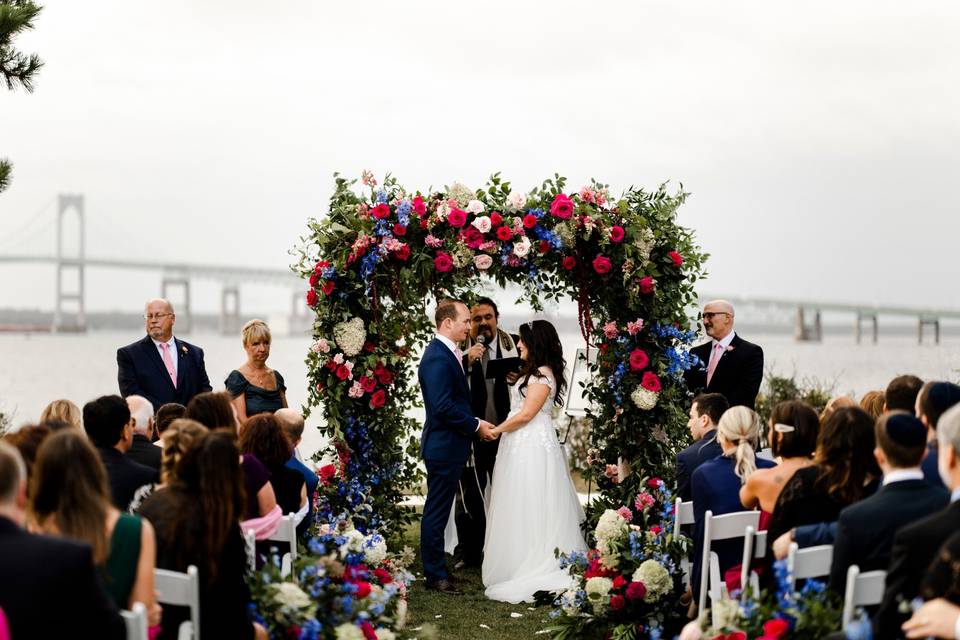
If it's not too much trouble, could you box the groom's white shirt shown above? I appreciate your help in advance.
[434,333,481,432]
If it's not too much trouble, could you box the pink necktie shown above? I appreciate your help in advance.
[160,342,177,388]
[454,347,464,372]
[706,343,724,386]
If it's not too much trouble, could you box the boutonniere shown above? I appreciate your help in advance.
[725,345,735,352]
[181,345,188,355]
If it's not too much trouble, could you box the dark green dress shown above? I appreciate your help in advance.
[102,513,142,608]
[225,370,286,417]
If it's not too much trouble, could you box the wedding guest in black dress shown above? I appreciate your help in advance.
[226,319,287,421]
[238,414,305,516]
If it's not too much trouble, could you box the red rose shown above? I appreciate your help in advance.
[462,226,483,249]
[419,218,429,229]
[496,226,513,241]
[490,212,503,226]
[372,203,391,219]
[412,195,426,215]
[354,581,372,598]
[668,250,683,266]
[308,272,319,287]
[335,365,351,381]
[374,362,394,385]
[393,223,407,236]
[538,240,551,254]
[359,376,376,393]
[313,259,329,274]
[434,251,453,272]
[394,244,411,261]
[647,477,663,488]
[562,256,577,270]
[592,255,612,274]
[447,208,467,227]
[762,619,790,638]
[325,360,338,371]
[609,225,625,243]
[625,581,647,601]
[550,193,574,219]
[523,213,538,229]
[609,594,625,611]
[364,341,376,352]
[373,568,392,584]
[641,371,661,393]
[629,349,649,371]
[317,464,337,485]
[370,389,386,409]
[649,524,662,535]
[612,575,627,590]
[306,289,318,306]
[322,280,336,296]
[638,276,655,294]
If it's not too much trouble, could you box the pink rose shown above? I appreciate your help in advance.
[592,255,612,274]
[372,204,391,219]
[579,186,595,204]
[669,250,683,266]
[550,193,574,219]
[474,254,493,270]
[603,321,618,339]
[617,507,632,522]
[609,226,625,243]
[447,208,467,227]
[412,195,426,215]
[626,319,644,335]
[604,464,619,481]
[434,251,453,272]
[625,581,647,601]
[638,276,655,294]
[641,371,661,393]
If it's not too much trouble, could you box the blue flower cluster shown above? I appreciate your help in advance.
[359,251,379,297]
[651,322,699,344]
[395,200,412,227]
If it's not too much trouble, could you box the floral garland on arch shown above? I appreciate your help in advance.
[293,172,706,534]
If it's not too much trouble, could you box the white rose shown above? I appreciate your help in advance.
[471,215,492,233]
[334,624,365,640]
[474,254,493,271]
[376,630,397,640]
[339,528,365,555]
[513,236,531,257]
[466,199,485,214]
[270,582,312,609]
[506,191,527,211]
[363,534,388,565]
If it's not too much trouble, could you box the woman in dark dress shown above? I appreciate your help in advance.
[226,319,287,421]
[239,414,306,516]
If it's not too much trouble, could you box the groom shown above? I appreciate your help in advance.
[419,299,497,595]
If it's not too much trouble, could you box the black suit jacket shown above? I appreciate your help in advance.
[127,433,162,470]
[684,334,763,409]
[117,335,212,410]
[828,478,948,593]
[675,429,722,502]
[98,446,158,510]
[0,516,125,640]
[874,500,960,639]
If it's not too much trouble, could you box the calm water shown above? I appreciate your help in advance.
[2,330,959,458]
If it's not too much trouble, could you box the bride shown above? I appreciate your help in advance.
[482,319,587,603]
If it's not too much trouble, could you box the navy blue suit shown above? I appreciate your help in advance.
[691,454,776,596]
[286,455,319,537]
[117,335,212,410]
[921,441,946,489]
[418,337,478,582]
[676,429,723,502]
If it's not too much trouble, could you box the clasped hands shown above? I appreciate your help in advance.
[478,420,500,441]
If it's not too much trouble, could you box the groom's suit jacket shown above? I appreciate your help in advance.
[117,335,212,411]
[684,334,763,409]
[418,338,478,463]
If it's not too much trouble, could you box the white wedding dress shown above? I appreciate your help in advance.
[482,367,587,603]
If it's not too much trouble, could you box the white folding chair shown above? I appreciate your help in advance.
[266,513,298,578]
[244,528,256,572]
[698,510,761,619]
[787,542,833,590]
[120,602,148,640]
[155,565,200,640]
[673,498,695,587]
[842,565,886,629]
[738,526,769,600]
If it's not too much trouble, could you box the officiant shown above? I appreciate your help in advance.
[454,297,520,568]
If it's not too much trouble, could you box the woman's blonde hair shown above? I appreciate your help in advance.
[241,319,271,347]
[39,399,82,429]
[717,405,762,484]
[160,419,209,484]
[819,395,857,424]
[859,390,886,419]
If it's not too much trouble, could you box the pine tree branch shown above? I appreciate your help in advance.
[0,159,11,193]
[0,1,43,92]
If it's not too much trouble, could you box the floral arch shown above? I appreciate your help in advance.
[294,172,706,536]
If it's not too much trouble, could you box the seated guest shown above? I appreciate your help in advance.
[226,319,288,422]
[876,404,960,639]
[30,430,161,625]
[885,374,924,414]
[902,597,960,640]
[239,414,306,516]
[917,382,960,489]
[140,432,268,640]
[818,395,857,424]
[275,408,318,534]
[740,400,819,513]
[39,399,82,429]
[1,424,51,480]
[0,442,125,640]
[827,412,948,593]
[860,390,886,420]
[83,395,158,510]
[155,402,186,442]
[767,407,879,553]
[129,419,209,513]
[676,393,728,502]
[691,406,775,598]
[187,392,279,520]
[126,395,161,470]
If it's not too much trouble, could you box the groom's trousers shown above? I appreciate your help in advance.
[421,458,463,582]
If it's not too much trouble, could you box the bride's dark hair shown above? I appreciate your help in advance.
[517,319,567,407]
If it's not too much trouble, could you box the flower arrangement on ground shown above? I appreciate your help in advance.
[545,476,689,639]
[248,521,414,640]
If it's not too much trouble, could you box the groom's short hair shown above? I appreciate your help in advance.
[435,299,464,328]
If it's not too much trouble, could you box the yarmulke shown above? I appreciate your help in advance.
[885,413,927,447]
[929,382,960,413]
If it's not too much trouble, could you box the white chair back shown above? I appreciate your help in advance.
[842,565,886,629]
[698,510,761,619]
[155,565,200,640]
[738,526,769,599]
[266,513,298,578]
[121,602,148,640]
[787,543,833,590]
[244,528,256,572]
[673,498,696,588]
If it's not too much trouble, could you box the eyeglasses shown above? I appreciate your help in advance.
[702,312,731,320]
[144,313,174,321]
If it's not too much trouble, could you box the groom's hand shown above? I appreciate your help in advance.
[478,420,498,441]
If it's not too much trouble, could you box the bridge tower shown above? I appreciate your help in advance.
[53,194,86,333]
[161,277,191,334]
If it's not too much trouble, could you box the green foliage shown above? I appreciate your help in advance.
[755,371,834,427]
[0,160,10,193]
[1,0,43,194]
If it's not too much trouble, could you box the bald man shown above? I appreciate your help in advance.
[684,300,763,410]
[117,298,212,410]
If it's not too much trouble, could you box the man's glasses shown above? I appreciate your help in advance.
[144,313,173,321]
[702,312,731,320]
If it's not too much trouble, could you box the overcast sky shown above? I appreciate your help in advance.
[1,0,958,314]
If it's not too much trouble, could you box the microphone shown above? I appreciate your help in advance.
[476,334,490,349]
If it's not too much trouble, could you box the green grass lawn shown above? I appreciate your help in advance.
[401,520,556,640]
